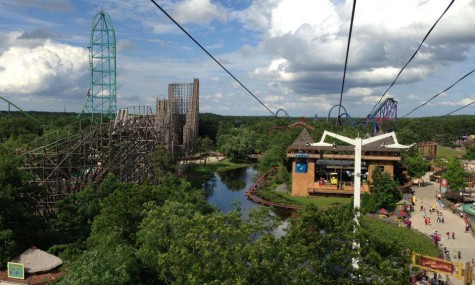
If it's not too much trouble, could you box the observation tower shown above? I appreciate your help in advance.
[80,9,117,122]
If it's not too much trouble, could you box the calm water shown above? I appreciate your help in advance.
[204,166,292,237]
[204,166,259,217]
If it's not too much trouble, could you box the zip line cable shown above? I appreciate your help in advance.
[367,0,455,116]
[148,0,284,123]
[445,101,475,116]
[337,0,357,125]
[400,69,475,118]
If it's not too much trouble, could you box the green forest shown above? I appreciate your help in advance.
[1,112,475,284]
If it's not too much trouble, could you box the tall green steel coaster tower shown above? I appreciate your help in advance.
[80,9,117,122]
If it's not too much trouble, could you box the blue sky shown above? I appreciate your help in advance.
[1,0,475,118]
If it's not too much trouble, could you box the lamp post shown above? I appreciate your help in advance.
[310,131,410,218]
[310,131,411,271]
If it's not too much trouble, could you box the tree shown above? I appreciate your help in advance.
[51,174,122,245]
[153,145,177,179]
[282,205,409,284]
[433,157,447,170]
[402,153,430,178]
[137,201,269,284]
[443,157,466,191]
[218,128,255,161]
[195,136,214,166]
[464,145,475,160]
[258,146,285,171]
[361,193,378,213]
[61,237,140,285]
[0,143,45,264]
[395,128,419,145]
[369,167,402,210]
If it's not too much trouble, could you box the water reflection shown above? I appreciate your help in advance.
[217,167,248,191]
[204,166,258,217]
[204,166,292,221]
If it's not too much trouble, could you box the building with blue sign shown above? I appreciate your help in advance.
[287,129,409,197]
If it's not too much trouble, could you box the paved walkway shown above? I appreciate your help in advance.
[411,172,475,285]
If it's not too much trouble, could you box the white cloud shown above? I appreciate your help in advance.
[269,0,339,37]
[2,0,475,116]
[0,40,88,96]
[407,93,422,101]
[252,58,296,81]
[439,98,471,107]
[173,0,228,25]
[234,0,475,116]
[345,87,375,97]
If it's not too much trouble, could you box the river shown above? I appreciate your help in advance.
[204,166,259,218]
[204,166,291,238]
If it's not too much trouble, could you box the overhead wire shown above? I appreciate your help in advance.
[337,0,357,125]
[367,0,455,116]
[148,0,285,123]
[445,101,475,116]
[400,69,475,118]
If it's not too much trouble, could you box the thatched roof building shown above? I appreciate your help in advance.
[12,247,63,274]
[0,247,63,285]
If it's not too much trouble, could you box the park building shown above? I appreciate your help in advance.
[286,129,411,197]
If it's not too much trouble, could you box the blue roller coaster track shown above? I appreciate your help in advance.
[326,98,397,135]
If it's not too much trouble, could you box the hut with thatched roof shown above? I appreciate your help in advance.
[0,247,63,285]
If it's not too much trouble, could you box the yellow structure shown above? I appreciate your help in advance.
[287,129,408,197]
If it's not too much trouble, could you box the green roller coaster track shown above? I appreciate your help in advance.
[79,9,117,122]
[0,95,38,121]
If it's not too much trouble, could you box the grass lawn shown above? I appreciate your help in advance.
[362,215,441,257]
[185,158,251,188]
[273,190,351,209]
[437,146,464,161]
[191,158,250,173]
[273,191,439,256]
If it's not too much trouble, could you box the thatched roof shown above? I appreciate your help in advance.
[12,247,63,274]
[286,128,315,152]
[287,129,410,153]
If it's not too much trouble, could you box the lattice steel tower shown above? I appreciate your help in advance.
[80,9,117,122]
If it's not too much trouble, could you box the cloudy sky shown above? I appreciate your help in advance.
[1,0,475,118]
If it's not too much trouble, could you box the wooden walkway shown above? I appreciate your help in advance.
[245,167,304,211]
[246,167,413,211]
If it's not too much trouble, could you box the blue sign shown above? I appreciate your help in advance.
[296,162,307,173]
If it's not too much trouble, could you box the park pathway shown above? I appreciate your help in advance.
[411,172,475,285]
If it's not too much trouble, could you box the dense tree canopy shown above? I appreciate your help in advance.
[2,112,474,283]
[464,145,475,160]
[361,167,402,212]
[443,157,467,191]
[401,153,431,178]
[0,142,46,264]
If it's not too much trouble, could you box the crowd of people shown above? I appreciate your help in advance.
[411,176,475,285]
